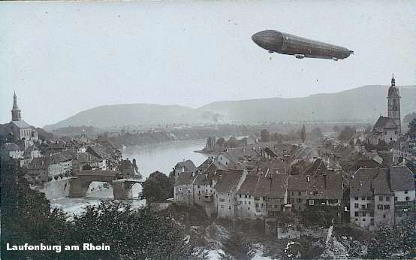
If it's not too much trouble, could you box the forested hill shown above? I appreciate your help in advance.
[45,85,416,129]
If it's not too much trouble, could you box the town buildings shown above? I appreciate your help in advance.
[174,144,346,223]
[1,92,131,187]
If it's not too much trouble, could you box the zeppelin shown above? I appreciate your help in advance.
[252,30,353,61]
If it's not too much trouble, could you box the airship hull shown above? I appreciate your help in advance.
[252,30,353,60]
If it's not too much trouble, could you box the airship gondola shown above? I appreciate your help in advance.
[252,30,353,61]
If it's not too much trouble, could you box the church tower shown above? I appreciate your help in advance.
[387,75,401,134]
[11,91,22,122]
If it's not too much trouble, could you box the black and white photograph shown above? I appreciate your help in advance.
[0,0,415,259]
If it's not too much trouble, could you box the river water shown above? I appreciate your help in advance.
[50,139,207,215]
[122,139,208,178]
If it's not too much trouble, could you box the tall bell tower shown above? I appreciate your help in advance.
[387,75,401,134]
[11,91,22,122]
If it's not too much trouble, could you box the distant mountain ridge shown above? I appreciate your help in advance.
[45,85,416,130]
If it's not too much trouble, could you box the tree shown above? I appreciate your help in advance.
[338,126,355,142]
[221,233,253,260]
[408,118,416,138]
[69,201,191,259]
[367,217,416,259]
[216,137,226,148]
[227,136,239,148]
[403,112,416,131]
[260,129,270,142]
[300,125,306,143]
[310,127,323,140]
[142,171,173,203]
[1,157,69,260]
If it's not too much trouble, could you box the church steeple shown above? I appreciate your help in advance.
[387,75,401,134]
[391,74,395,86]
[11,91,22,121]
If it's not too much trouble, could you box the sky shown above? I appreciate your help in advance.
[0,0,415,127]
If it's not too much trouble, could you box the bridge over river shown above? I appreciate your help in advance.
[68,170,143,200]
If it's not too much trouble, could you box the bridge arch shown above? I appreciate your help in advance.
[68,170,142,200]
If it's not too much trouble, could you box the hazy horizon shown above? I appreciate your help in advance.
[1,0,415,127]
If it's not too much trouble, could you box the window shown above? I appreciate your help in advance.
[383,214,386,219]
[354,212,358,217]
[361,205,366,209]
[362,218,366,222]
[221,205,224,209]
[386,196,390,201]
[367,197,372,200]
[406,197,410,201]
[298,192,301,196]
[297,198,302,203]
[370,212,374,217]
[309,200,315,206]
[395,197,398,201]
[377,205,383,210]
[370,218,374,225]
[384,205,390,210]
[404,190,408,194]
[362,197,366,200]
[228,206,231,210]
[379,196,383,201]
[355,197,358,200]
[354,203,358,209]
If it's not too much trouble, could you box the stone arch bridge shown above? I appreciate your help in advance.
[68,170,143,200]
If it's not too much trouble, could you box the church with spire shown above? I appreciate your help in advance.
[370,75,401,145]
[6,92,38,146]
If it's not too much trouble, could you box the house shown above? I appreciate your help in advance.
[389,166,416,222]
[235,172,288,219]
[349,166,415,230]
[215,170,247,219]
[26,157,49,183]
[173,160,197,179]
[48,151,74,178]
[287,173,343,220]
[174,171,196,206]
[3,143,24,159]
[236,174,267,219]
[266,173,289,217]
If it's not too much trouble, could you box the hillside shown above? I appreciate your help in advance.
[199,85,416,123]
[45,85,416,129]
[45,104,218,130]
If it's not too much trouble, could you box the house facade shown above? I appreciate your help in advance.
[350,166,415,230]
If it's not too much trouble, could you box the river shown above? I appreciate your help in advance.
[122,139,208,178]
[50,139,207,215]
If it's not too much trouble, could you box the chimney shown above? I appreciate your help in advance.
[323,174,327,189]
